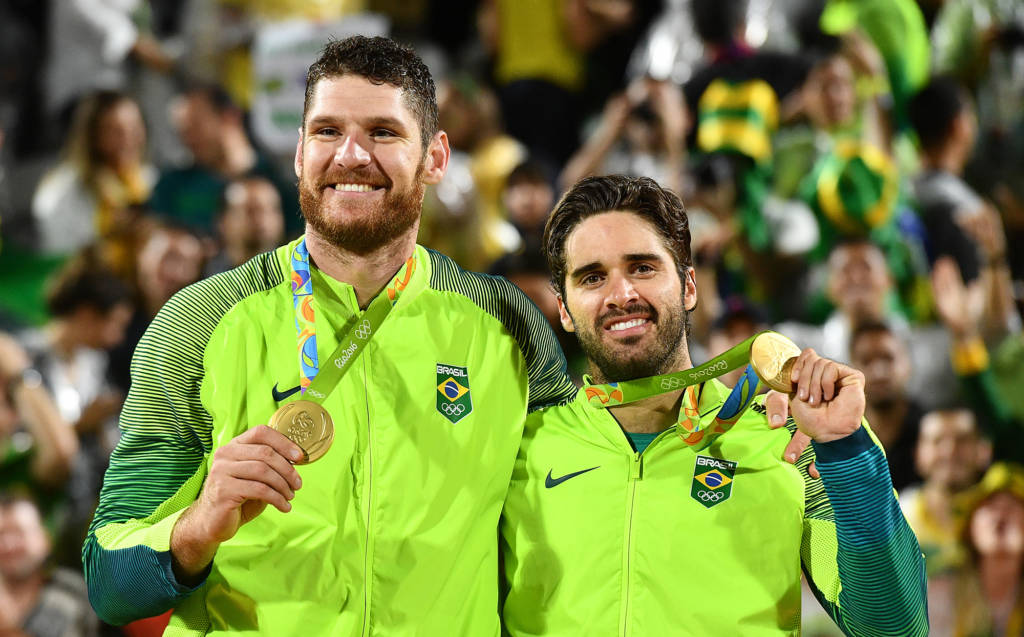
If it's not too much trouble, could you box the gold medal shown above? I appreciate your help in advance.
[268,400,334,464]
[749,331,802,393]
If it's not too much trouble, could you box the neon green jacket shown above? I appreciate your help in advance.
[500,380,928,636]
[84,238,576,636]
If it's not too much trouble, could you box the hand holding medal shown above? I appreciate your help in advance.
[268,400,334,464]
[749,331,864,445]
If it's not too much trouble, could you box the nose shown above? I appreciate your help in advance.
[605,272,639,308]
[335,135,371,168]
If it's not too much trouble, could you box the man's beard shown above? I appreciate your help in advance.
[573,301,690,383]
[299,164,424,255]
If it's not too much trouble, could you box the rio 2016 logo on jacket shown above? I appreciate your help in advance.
[436,363,472,424]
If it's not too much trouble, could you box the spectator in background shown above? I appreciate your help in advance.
[679,0,818,317]
[501,160,555,257]
[909,77,991,296]
[900,408,991,578]
[938,462,1024,637]
[22,261,132,441]
[0,493,98,637]
[849,320,922,492]
[32,91,155,277]
[421,77,526,271]
[815,0,931,135]
[204,176,285,277]
[559,76,687,194]
[42,0,175,131]
[777,238,956,411]
[108,223,204,396]
[481,0,635,167]
[932,255,1024,458]
[19,259,132,568]
[797,136,932,321]
[782,26,931,320]
[0,333,78,529]
[682,0,809,131]
[148,83,299,236]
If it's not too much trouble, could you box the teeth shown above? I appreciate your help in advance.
[334,183,377,192]
[608,319,647,332]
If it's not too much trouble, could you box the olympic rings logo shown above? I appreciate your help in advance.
[307,389,325,399]
[661,377,685,390]
[354,320,373,340]
[440,403,466,416]
[697,490,725,502]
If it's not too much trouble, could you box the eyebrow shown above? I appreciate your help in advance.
[568,253,665,280]
[624,252,664,264]
[569,262,603,280]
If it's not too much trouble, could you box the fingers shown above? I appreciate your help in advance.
[217,427,304,492]
[238,425,306,466]
[764,390,789,428]
[790,348,852,406]
[783,430,810,464]
[204,425,306,518]
[228,460,298,501]
[220,474,294,514]
[780,431,821,480]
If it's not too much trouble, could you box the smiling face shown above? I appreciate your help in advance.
[558,211,697,382]
[295,75,449,255]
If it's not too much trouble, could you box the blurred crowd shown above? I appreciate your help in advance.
[0,0,1022,635]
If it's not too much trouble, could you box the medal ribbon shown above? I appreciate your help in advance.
[583,332,771,450]
[289,238,416,404]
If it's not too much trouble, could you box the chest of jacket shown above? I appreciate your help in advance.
[501,398,807,636]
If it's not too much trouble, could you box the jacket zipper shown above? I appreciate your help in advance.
[619,451,643,636]
[616,428,673,636]
[361,355,374,636]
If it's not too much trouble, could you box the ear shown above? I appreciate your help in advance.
[556,294,575,333]
[421,131,450,185]
[293,134,303,180]
[683,266,698,312]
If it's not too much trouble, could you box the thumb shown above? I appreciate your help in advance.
[764,390,789,428]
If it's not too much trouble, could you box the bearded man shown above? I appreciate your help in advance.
[499,175,928,636]
[83,36,577,636]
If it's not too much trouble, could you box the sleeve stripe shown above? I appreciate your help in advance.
[426,249,576,410]
[814,443,929,636]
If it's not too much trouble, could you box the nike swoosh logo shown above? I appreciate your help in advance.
[271,383,301,402]
[545,466,600,488]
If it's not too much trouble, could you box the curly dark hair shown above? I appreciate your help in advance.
[543,175,692,299]
[304,35,438,147]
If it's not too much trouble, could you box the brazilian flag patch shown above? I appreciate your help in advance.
[436,363,472,424]
[691,455,737,509]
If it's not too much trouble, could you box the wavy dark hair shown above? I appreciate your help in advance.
[543,175,692,299]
